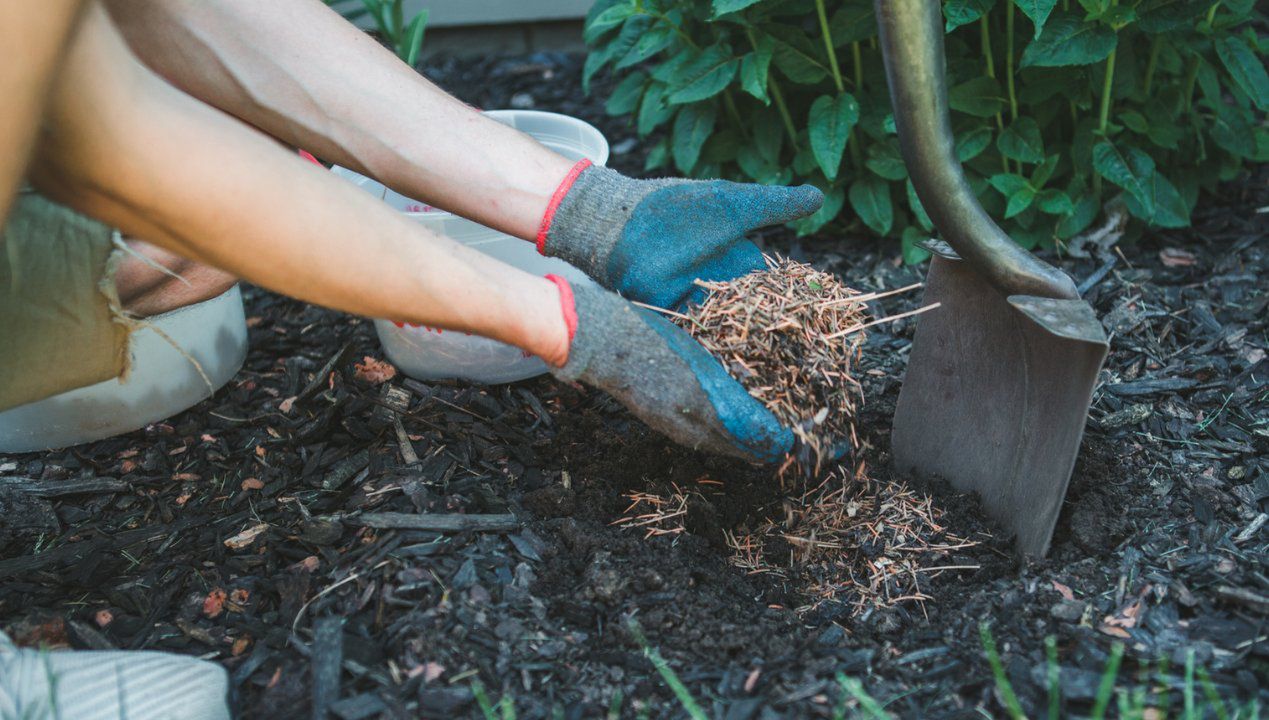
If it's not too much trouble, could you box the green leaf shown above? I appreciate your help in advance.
[1036,188,1074,215]
[944,0,996,32]
[645,137,670,171]
[1123,172,1190,228]
[901,226,932,265]
[948,76,1005,117]
[582,46,615,94]
[583,1,636,44]
[1005,187,1037,218]
[1092,141,1154,216]
[736,146,793,185]
[1030,155,1059,188]
[988,173,1030,197]
[637,83,675,136]
[753,108,785,164]
[1012,0,1058,38]
[997,117,1045,163]
[808,94,860,181]
[1137,0,1206,33]
[713,0,765,15]
[906,179,934,232]
[865,139,908,180]
[827,0,876,45]
[672,102,717,173]
[402,10,429,67]
[956,126,994,161]
[1118,111,1148,134]
[768,26,829,84]
[616,22,675,69]
[606,71,647,116]
[792,186,846,235]
[1215,37,1269,111]
[739,35,776,104]
[849,175,893,235]
[1020,14,1116,67]
[1209,101,1256,159]
[668,45,739,104]
[1056,192,1099,238]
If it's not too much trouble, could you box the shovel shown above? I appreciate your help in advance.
[874,0,1109,556]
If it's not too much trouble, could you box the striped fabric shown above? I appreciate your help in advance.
[0,632,230,720]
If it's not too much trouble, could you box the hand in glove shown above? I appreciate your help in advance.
[537,161,822,309]
[545,274,793,463]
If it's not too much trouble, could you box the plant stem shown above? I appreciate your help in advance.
[745,27,800,151]
[1143,35,1162,97]
[1093,42,1118,197]
[1182,55,1200,113]
[769,76,800,151]
[722,89,747,139]
[979,15,999,145]
[849,42,864,166]
[1005,0,1018,123]
[815,0,845,93]
[851,42,864,91]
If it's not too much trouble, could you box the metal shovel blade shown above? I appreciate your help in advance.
[892,246,1109,556]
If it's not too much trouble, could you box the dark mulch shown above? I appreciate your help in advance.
[1,52,1266,719]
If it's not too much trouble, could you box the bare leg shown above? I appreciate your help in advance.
[0,1,86,224]
[115,239,236,317]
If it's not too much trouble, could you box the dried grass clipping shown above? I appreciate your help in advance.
[675,256,869,473]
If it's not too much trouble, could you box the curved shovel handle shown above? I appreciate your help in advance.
[874,0,1079,301]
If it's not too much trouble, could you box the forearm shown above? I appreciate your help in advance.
[0,0,87,225]
[103,0,573,239]
[32,4,568,365]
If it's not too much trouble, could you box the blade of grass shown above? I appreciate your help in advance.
[835,672,893,719]
[1184,648,1196,720]
[607,689,624,720]
[1197,666,1229,720]
[626,619,707,720]
[1090,642,1125,720]
[472,680,498,720]
[1044,635,1060,720]
[979,622,1026,720]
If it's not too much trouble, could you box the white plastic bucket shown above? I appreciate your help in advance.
[0,285,248,452]
[333,110,609,384]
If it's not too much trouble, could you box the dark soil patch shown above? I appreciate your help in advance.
[1,52,1266,719]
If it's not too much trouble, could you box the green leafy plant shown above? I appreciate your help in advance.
[585,0,1267,259]
[325,0,429,66]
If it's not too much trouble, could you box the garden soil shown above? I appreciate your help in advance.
[0,53,1265,719]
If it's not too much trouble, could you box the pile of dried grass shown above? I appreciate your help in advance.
[672,256,882,472]
[726,464,979,617]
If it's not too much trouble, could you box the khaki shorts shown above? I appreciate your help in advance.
[1,190,132,412]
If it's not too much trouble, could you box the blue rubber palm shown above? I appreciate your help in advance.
[549,276,794,463]
[539,163,823,309]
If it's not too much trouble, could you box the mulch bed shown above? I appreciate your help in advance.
[1,52,1266,719]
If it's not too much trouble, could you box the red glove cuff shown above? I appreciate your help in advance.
[544,273,578,345]
[536,159,592,255]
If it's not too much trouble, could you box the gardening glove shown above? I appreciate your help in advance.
[545,275,794,463]
[536,160,824,309]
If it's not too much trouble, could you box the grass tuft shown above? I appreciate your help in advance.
[979,621,1026,720]
[626,618,708,720]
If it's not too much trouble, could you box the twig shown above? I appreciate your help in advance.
[349,512,519,532]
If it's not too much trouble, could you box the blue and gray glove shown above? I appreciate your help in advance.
[537,161,823,309]
[546,275,793,463]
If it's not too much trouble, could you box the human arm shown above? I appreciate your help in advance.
[102,0,824,309]
[30,2,570,365]
[102,0,573,240]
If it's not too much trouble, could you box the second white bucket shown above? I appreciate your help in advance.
[332,110,608,385]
